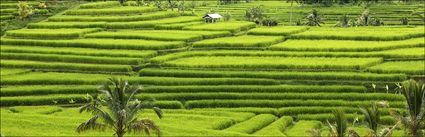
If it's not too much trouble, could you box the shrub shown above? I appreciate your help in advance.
[261,18,279,26]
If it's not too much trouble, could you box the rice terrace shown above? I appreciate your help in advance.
[0,0,424,136]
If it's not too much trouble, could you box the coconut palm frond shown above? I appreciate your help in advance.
[359,102,380,133]
[332,109,347,137]
[327,120,338,137]
[379,121,400,137]
[128,118,161,137]
[77,77,161,137]
[76,116,106,133]
[307,128,322,137]
[153,107,163,119]
[347,128,360,137]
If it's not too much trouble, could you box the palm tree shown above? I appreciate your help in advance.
[392,79,425,137]
[359,102,383,134]
[359,101,400,137]
[327,109,347,137]
[119,0,125,5]
[76,78,162,137]
[305,9,323,26]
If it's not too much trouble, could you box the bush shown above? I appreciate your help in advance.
[261,18,279,26]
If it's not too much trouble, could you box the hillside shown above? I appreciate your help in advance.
[0,1,424,137]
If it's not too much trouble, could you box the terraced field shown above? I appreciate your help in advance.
[194,1,425,26]
[0,1,424,137]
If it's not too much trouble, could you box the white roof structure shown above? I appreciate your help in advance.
[203,13,222,19]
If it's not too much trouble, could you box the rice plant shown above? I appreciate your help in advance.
[270,38,424,52]
[367,61,425,75]
[247,26,309,36]
[192,35,284,49]
[1,38,186,50]
[6,28,102,39]
[163,56,383,70]
[183,21,256,33]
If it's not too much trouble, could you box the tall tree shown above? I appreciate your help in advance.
[119,0,125,5]
[328,109,348,137]
[305,9,323,26]
[76,78,162,137]
[392,79,425,137]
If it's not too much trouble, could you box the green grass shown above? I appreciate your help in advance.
[0,68,30,76]
[78,1,120,9]
[0,45,157,58]
[278,107,401,116]
[0,52,142,65]
[5,28,102,39]
[285,120,322,137]
[254,116,293,136]
[224,114,277,134]
[0,107,251,136]
[248,26,309,36]
[49,11,179,22]
[183,21,256,33]
[140,68,407,81]
[139,92,404,102]
[367,61,425,75]
[0,85,367,96]
[163,56,383,70]
[184,99,406,108]
[106,16,202,29]
[0,38,186,50]
[0,72,280,87]
[65,6,158,15]
[27,22,107,29]
[192,35,284,49]
[84,30,231,41]
[290,26,425,40]
[154,21,204,30]
[270,38,424,52]
[149,48,424,63]
[0,60,132,73]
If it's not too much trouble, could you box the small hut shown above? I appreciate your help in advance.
[203,13,222,23]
